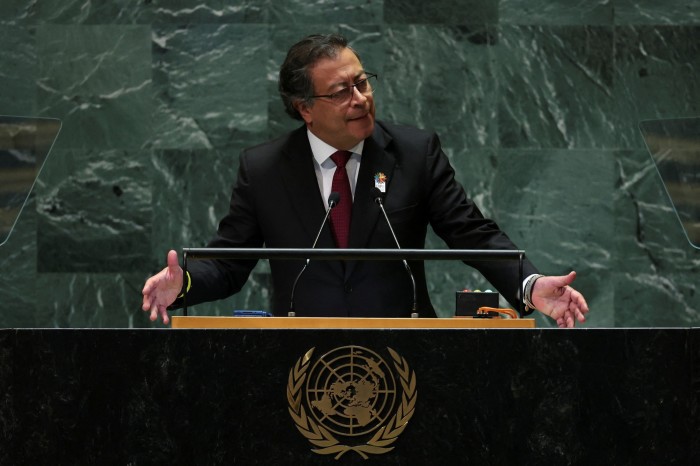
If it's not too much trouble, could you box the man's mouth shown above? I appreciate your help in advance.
[348,113,369,121]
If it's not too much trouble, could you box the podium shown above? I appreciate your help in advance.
[1,327,696,465]
[171,315,536,329]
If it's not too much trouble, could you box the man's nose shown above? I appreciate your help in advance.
[350,85,368,105]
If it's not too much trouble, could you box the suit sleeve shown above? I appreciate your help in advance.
[422,132,539,311]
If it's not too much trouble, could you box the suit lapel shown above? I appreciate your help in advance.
[346,124,396,277]
[279,127,332,247]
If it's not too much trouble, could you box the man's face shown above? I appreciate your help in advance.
[296,47,376,150]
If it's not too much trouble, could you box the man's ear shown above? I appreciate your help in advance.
[295,100,313,124]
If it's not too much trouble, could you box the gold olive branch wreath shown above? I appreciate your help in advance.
[287,347,417,460]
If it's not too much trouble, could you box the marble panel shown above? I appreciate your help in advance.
[448,148,500,215]
[491,149,616,327]
[382,25,498,149]
[151,23,268,150]
[613,26,700,149]
[384,0,498,25]
[500,0,613,26]
[35,25,152,150]
[0,26,37,115]
[32,0,152,24]
[35,148,152,273]
[151,0,267,23]
[0,1,32,25]
[269,0,383,24]
[33,273,149,328]
[615,0,700,25]
[497,25,616,149]
[150,148,243,259]
[613,149,700,325]
[613,149,697,272]
[615,271,699,326]
[27,0,267,25]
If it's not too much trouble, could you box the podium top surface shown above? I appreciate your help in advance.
[171,316,536,329]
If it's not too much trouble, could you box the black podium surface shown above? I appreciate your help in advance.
[1,328,698,465]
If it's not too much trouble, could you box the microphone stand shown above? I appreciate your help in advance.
[289,192,339,315]
[372,188,418,315]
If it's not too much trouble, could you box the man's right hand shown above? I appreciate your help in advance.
[142,249,183,325]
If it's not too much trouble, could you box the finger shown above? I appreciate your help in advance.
[166,249,180,273]
[553,271,577,288]
[571,287,589,307]
[566,312,575,328]
[142,294,152,311]
[572,294,589,318]
[142,272,163,302]
[142,276,155,296]
[158,305,170,325]
[534,272,576,297]
[150,306,158,322]
[576,308,587,322]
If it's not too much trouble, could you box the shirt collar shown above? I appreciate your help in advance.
[307,129,365,166]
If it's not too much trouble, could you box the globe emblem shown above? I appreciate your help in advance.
[306,345,397,437]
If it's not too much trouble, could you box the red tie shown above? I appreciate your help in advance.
[330,150,352,248]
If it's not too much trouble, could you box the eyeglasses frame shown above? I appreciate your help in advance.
[309,73,378,105]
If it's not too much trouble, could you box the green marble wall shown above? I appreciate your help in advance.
[1,0,698,328]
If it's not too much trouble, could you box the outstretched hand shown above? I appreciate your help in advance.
[142,250,183,325]
[531,271,589,328]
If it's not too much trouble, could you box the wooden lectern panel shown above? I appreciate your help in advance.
[171,316,536,329]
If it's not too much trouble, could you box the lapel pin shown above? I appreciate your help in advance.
[374,172,387,193]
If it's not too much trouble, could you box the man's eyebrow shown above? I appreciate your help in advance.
[326,71,368,91]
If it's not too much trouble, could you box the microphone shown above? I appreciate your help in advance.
[371,187,418,314]
[289,192,340,314]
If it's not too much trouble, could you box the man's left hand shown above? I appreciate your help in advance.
[531,271,589,328]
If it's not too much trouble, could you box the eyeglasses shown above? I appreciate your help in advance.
[310,73,378,105]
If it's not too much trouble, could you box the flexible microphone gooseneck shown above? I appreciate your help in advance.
[371,187,418,314]
[289,192,340,314]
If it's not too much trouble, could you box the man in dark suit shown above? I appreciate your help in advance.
[142,34,589,327]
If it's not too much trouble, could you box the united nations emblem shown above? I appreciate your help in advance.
[287,346,417,459]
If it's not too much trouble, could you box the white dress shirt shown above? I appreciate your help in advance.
[307,129,364,207]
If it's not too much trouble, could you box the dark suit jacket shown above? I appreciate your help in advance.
[183,121,538,317]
